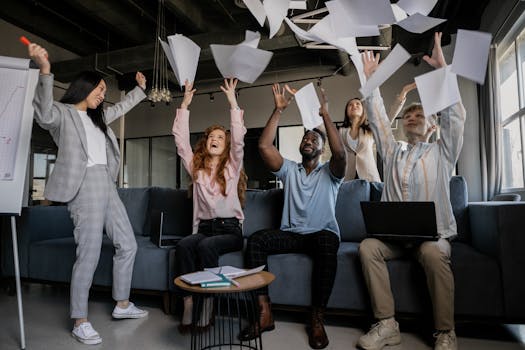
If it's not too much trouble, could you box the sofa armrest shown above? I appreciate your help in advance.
[469,202,525,319]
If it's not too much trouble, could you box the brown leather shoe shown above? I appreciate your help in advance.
[238,295,275,341]
[306,307,329,349]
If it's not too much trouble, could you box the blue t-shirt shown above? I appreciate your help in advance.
[273,159,343,237]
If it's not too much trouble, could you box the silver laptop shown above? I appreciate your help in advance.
[150,210,182,248]
[360,201,439,241]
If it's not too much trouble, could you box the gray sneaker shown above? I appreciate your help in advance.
[71,322,102,345]
[434,330,457,350]
[112,302,148,319]
[357,319,401,350]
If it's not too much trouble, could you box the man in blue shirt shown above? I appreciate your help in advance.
[239,83,346,349]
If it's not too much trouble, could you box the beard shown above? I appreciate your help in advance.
[300,147,321,160]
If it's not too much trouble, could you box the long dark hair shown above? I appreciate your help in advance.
[341,97,371,134]
[60,71,107,135]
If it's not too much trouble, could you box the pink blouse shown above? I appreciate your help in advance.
[172,108,247,233]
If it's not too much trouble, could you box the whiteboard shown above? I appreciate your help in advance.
[0,56,39,215]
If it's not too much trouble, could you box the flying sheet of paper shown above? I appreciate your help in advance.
[451,29,492,84]
[326,0,380,38]
[396,0,437,16]
[308,15,359,55]
[242,30,261,48]
[284,17,323,42]
[359,44,411,98]
[336,0,396,26]
[210,31,273,84]
[243,0,266,27]
[396,13,446,34]
[160,34,200,87]
[295,83,322,130]
[289,1,307,10]
[351,54,367,87]
[391,4,408,22]
[415,66,460,117]
[264,0,290,38]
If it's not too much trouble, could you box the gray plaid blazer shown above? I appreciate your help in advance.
[33,74,146,203]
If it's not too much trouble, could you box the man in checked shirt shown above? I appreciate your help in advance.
[357,32,465,350]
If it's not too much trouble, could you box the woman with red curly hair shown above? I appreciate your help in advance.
[172,78,247,332]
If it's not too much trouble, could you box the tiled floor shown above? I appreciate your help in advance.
[1,283,524,350]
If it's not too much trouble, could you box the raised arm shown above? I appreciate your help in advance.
[319,88,346,178]
[104,72,147,124]
[361,51,397,160]
[388,82,416,122]
[172,80,197,174]
[423,32,467,165]
[220,78,246,171]
[258,83,293,172]
[28,43,62,130]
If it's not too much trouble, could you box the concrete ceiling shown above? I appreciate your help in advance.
[1,0,490,92]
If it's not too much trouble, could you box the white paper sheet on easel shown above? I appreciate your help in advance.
[396,13,446,34]
[415,66,460,117]
[160,34,200,86]
[210,31,273,84]
[243,0,266,27]
[451,29,492,84]
[359,44,411,98]
[295,83,322,130]
[264,0,290,38]
[326,0,380,38]
[396,0,437,16]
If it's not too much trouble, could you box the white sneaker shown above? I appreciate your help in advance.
[434,330,457,350]
[112,302,149,319]
[72,322,102,345]
[357,319,402,350]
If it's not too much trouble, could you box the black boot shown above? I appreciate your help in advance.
[306,307,329,349]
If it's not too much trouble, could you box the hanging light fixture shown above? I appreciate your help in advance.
[148,0,171,105]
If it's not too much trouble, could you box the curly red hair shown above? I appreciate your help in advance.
[190,125,247,206]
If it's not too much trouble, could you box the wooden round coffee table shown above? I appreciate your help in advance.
[175,271,275,350]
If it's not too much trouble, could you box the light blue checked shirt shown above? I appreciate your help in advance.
[364,88,466,239]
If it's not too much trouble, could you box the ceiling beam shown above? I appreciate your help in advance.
[164,0,221,33]
[53,33,300,82]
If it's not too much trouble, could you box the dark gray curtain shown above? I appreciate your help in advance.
[478,46,502,201]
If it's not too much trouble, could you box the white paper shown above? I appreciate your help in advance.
[396,13,446,34]
[359,44,411,98]
[243,0,266,27]
[289,1,307,10]
[391,4,408,22]
[326,0,380,38]
[351,54,367,87]
[210,31,273,84]
[242,30,261,48]
[284,17,323,42]
[205,265,266,279]
[396,0,437,16]
[180,271,222,285]
[161,34,200,86]
[415,66,460,117]
[264,0,290,38]
[309,16,359,54]
[337,0,396,26]
[295,83,322,130]
[451,29,492,84]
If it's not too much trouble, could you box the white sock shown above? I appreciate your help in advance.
[182,296,193,325]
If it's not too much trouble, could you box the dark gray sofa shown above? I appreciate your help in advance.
[2,176,525,321]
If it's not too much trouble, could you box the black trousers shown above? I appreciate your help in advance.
[175,218,243,296]
[245,229,340,308]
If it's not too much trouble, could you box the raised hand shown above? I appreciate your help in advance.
[423,32,446,69]
[362,50,380,80]
[28,43,50,75]
[135,72,146,90]
[400,82,417,100]
[220,78,239,109]
[319,87,329,117]
[272,83,294,111]
[180,80,196,109]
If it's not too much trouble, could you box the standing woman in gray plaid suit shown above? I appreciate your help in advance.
[29,43,148,345]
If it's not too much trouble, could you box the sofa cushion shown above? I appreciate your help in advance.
[28,236,171,291]
[149,188,193,237]
[243,189,283,237]
[335,180,370,242]
[117,188,150,236]
[449,176,470,242]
